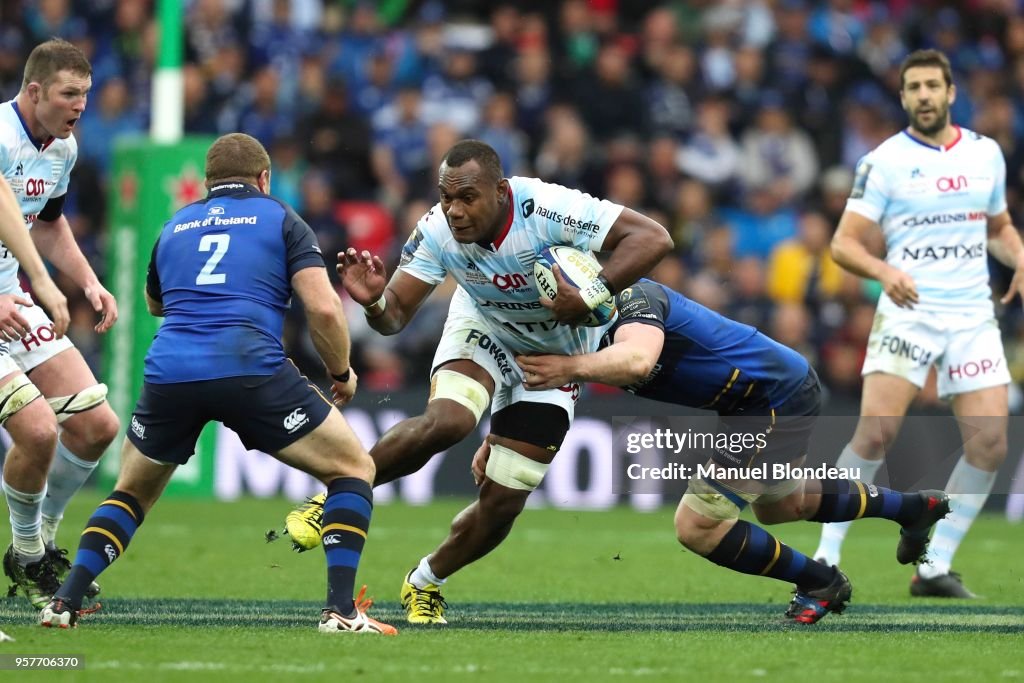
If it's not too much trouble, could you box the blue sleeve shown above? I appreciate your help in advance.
[612,281,668,331]
[282,205,325,279]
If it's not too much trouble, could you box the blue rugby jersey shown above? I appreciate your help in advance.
[143,182,324,382]
[608,279,809,412]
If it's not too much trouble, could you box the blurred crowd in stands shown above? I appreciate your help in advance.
[3,0,1024,404]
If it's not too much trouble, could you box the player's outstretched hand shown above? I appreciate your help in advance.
[517,353,574,390]
[471,440,491,486]
[538,264,590,324]
[330,367,358,406]
[337,248,387,306]
[331,368,360,405]
[1000,265,1024,308]
[85,283,118,333]
[880,265,919,309]
[29,276,68,338]
[0,293,32,342]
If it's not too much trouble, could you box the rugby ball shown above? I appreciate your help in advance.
[534,245,617,327]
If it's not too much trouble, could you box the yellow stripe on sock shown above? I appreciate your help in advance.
[103,499,137,521]
[854,480,868,519]
[321,523,367,540]
[760,537,782,575]
[83,526,123,555]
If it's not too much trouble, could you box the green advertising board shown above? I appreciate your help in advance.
[102,137,216,497]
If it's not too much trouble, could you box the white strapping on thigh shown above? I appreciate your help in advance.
[429,370,490,424]
[0,374,41,424]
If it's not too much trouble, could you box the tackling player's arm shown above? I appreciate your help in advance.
[32,205,118,332]
[986,210,1024,305]
[517,323,664,390]
[831,210,919,309]
[292,265,358,402]
[0,176,68,337]
[337,247,435,336]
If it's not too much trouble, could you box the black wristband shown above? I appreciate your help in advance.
[597,273,618,296]
[330,369,351,383]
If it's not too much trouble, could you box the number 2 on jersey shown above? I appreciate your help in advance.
[196,234,230,285]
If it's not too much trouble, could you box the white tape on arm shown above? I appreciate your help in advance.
[364,294,387,318]
[579,277,612,310]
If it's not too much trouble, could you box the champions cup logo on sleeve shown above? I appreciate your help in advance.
[400,227,423,266]
[850,161,872,199]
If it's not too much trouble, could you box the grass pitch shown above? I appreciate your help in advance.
[1,494,1021,682]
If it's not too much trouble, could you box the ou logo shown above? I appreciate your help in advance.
[936,176,967,192]
[25,178,46,196]
[493,273,529,290]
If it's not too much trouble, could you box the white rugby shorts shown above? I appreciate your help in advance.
[430,295,580,420]
[9,291,74,373]
[862,309,1009,399]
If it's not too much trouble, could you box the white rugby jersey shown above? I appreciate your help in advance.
[846,126,1006,317]
[400,176,624,355]
[0,99,76,295]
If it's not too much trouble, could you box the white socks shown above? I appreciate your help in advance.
[918,457,996,579]
[2,478,45,560]
[40,440,99,545]
[813,444,884,565]
[409,555,446,589]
